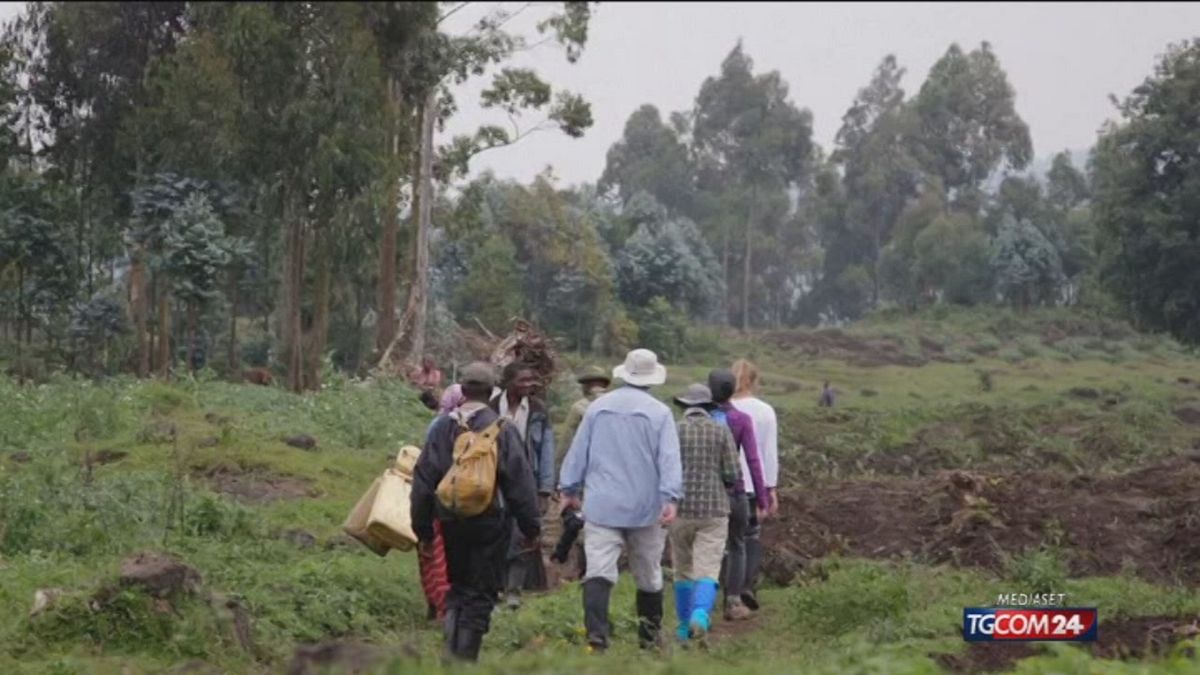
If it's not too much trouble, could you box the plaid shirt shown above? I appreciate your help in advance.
[677,408,741,519]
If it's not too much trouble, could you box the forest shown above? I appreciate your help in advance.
[1,2,1198,391]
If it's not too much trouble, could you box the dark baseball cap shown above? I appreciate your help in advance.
[459,362,496,387]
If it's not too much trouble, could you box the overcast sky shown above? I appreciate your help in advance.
[4,2,1200,187]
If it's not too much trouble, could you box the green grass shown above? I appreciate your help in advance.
[3,307,1200,672]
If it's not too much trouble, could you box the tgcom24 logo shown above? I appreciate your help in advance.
[962,607,1099,642]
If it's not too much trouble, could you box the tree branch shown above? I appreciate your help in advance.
[438,2,472,26]
[462,116,553,166]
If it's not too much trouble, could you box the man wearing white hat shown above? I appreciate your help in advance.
[559,348,683,652]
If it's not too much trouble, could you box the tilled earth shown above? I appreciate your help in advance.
[762,454,1200,585]
[763,455,1200,671]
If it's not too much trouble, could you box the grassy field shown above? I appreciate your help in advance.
[3,307,1200,673]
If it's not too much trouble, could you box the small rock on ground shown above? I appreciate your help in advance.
[281,529,318,549]
[29,588,65,618]
[284,434,318,451]
[286,642,389,675]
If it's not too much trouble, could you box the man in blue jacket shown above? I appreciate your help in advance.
[560,348,683,652]
[491,361,556,609]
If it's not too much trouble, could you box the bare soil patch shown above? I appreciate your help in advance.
[761,328,928,368]
[763,456,1200,584]
[935,643,1041,673]
[1091,614,1200,660]
[196,463,318,504]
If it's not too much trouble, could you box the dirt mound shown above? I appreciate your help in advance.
[119,551,202,599]
[935,643,1041,673]
[90,449,128,465]
[1174,407,1200,425]
[198,464,317,504]
[763,457,1200,583]
[1092,614,1200,660]
[761,329,927,368]
[283,434,318,451]
[286,642,390,675]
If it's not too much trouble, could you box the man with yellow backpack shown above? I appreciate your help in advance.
[410,362,542,662]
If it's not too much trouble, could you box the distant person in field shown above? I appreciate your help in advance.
[559,348,682,652]
[438,383,465,416]
[708,368,769,621]
[551,366,612,580]
[730,359,780,613]
[242,367,274,386]
[491,361,556,609]
[563,366,612,464]
[669,383,740,642]
[410,363,541,662]
[819,380,835,408]
[411,356,445,411]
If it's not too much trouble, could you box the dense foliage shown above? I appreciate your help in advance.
[3,5,1199,388]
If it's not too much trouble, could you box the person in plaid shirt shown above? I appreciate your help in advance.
[668,383,741,642]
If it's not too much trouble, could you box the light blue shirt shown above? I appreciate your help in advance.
[558,385,683,528]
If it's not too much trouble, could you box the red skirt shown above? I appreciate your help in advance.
[418,520,450,619]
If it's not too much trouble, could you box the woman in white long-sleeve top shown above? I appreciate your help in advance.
[730,359,780,612]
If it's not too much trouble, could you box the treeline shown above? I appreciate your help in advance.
[598,39,1200,344]
[2,4,1199,389]
[0,2,593,390]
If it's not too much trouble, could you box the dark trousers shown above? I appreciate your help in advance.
[745,505,762,593]
[441,512,511,633]
[721,492,751,598]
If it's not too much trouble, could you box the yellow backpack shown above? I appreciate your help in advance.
[436,418,505,518]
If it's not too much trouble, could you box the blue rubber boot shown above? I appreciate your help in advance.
[673,580,694,641]
[689,578,719,638]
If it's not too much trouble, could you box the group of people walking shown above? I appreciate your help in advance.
[409,348,780,661]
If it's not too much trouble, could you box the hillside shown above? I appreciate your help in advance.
[4,308,1200,673]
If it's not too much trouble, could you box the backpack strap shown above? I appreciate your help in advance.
[486,418,507,512]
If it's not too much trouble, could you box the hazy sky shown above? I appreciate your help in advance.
[4,2,1200,186]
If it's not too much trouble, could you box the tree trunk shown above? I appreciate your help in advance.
[15,264,23,363]
[284,192,305,394]
[722,228,731,323]
[872,221,882,307]
[226,266,239,373]
[742,188,756,333]
[262,223,272,336]
[186,301,198,374]
[130,247,149,378]
[157,281,171,379]
[306,233,332,390]
[149,275,157,373]
[399,89,437,364]
[375,76,403,358]
[77,187,86,297]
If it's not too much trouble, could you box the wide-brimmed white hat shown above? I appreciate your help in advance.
[612,348,667,387]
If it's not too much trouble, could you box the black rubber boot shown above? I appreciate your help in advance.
[743,536,764,611]
[442,607,459,662]
[453,626,485,662]
[635,589,664,651]
[582,578,613,652]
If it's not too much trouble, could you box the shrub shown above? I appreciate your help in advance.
[631,297,690,364]
[1006,548,1067,595]
[790,560,910,636]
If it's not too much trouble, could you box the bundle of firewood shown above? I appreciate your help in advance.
[488,318,557,387]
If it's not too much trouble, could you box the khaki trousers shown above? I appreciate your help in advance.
[668,516,729,581]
